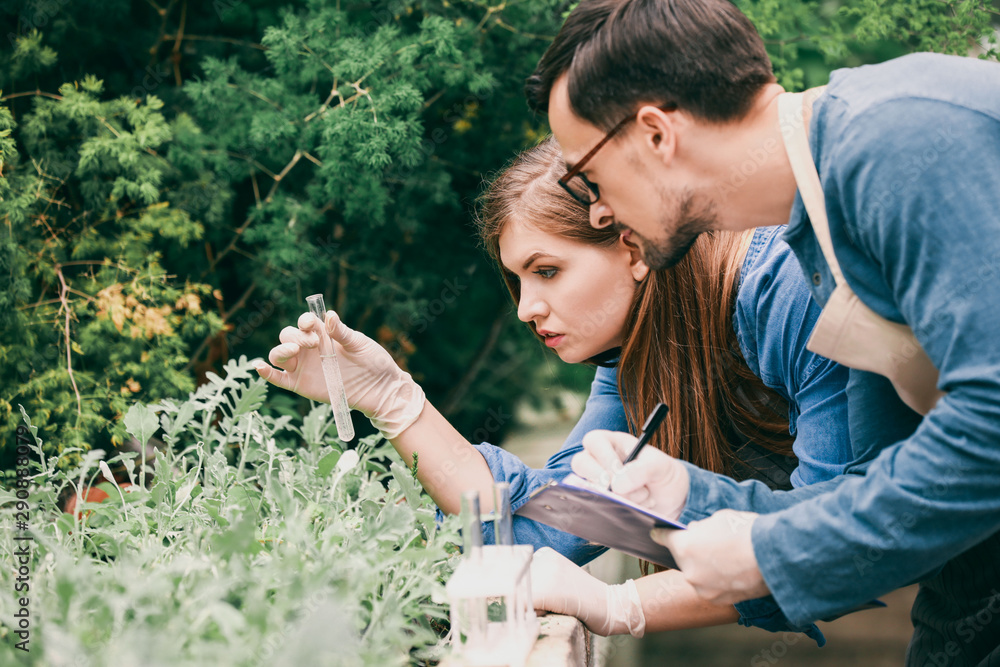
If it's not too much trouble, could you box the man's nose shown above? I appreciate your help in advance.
[590,200,615,229]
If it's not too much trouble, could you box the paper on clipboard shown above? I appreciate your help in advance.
[514,473,686,569]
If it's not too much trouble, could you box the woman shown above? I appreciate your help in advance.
[253,138,854,640]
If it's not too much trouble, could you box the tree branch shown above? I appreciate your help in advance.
[184,280,258,372]
[55,266,83,417]
[0,90,63,102]
[162,34,266,51]
[440,309,508,416]
[172,0,188,86]
[204,150,306,275]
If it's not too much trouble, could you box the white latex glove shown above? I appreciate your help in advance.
[571,430,690,521]
[253,310,425,439]
[530,547,645,638]
[651,510,769,605]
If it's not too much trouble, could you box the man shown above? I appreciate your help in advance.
[527,0,1000,662]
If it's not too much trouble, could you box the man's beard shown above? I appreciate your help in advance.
[620,188,716,270]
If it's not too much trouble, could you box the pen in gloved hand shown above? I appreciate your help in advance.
[612,403,670,490]
[602,403,669,491]
[623,402,670,464]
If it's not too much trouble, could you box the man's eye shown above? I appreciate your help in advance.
[533,268,558,279]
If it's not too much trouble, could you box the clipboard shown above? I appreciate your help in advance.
[515,473,686,569]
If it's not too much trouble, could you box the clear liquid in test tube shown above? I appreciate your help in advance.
[460,490,484,561]
[305,294,355,442]
[493,482,513,546]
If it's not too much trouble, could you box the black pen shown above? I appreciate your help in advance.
[623,402,670,465]
[605,402,669,491]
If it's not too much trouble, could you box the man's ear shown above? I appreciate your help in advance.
[621,234,651,281]
[635,105,679,167]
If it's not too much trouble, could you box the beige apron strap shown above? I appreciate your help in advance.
[777,90,844,285]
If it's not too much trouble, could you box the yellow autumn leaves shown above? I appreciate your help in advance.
[96,282,203,340]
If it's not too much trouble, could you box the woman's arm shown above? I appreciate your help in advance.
[388,401,497,515]
[473,364,630,562]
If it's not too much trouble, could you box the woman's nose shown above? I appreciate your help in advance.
[517,288,548,323]
[590,200,615,229]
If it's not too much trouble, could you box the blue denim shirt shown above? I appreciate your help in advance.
[749,52,1000,627]
[472,227,856,641]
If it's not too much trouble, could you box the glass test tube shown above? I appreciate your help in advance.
[460,490,483,561]
[493,482,513,546]
[456,490,489,651]
[305,294,355,442]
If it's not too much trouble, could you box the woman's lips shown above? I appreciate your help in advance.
[544,334,566,348]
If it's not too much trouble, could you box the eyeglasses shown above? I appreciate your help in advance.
[558,103,678,207]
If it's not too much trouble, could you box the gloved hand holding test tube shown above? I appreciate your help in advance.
[305,294,355,442]
[254,300,425,441]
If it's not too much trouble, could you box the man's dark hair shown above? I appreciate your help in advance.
[526,0,775,129]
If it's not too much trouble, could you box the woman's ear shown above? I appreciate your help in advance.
[631,257,650,282]
[620,234,650,281]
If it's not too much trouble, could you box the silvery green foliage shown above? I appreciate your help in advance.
[0,358,461,666]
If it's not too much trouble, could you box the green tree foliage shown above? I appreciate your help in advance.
[1,0,997,470]
[737,0,999,90]
[0,60,222,469]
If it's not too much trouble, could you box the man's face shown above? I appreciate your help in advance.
[547,75,717,270]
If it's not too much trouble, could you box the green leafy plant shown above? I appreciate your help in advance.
[0,358,461,666]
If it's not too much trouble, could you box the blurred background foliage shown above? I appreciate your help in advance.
[1,0,997,471]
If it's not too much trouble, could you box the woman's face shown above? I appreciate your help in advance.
[499,219,647,364]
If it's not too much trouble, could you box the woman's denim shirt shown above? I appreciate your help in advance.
[469,226,856,642]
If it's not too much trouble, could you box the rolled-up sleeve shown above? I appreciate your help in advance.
[468,365,631,565]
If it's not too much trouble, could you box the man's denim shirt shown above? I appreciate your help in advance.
[472,226,858,642]
[747,53,1000,627]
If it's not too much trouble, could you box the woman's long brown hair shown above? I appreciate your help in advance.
[477,138,794,571]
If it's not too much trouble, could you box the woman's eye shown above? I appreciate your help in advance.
[533,268,558,279]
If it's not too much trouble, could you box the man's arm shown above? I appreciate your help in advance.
[753,97,1000,624]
